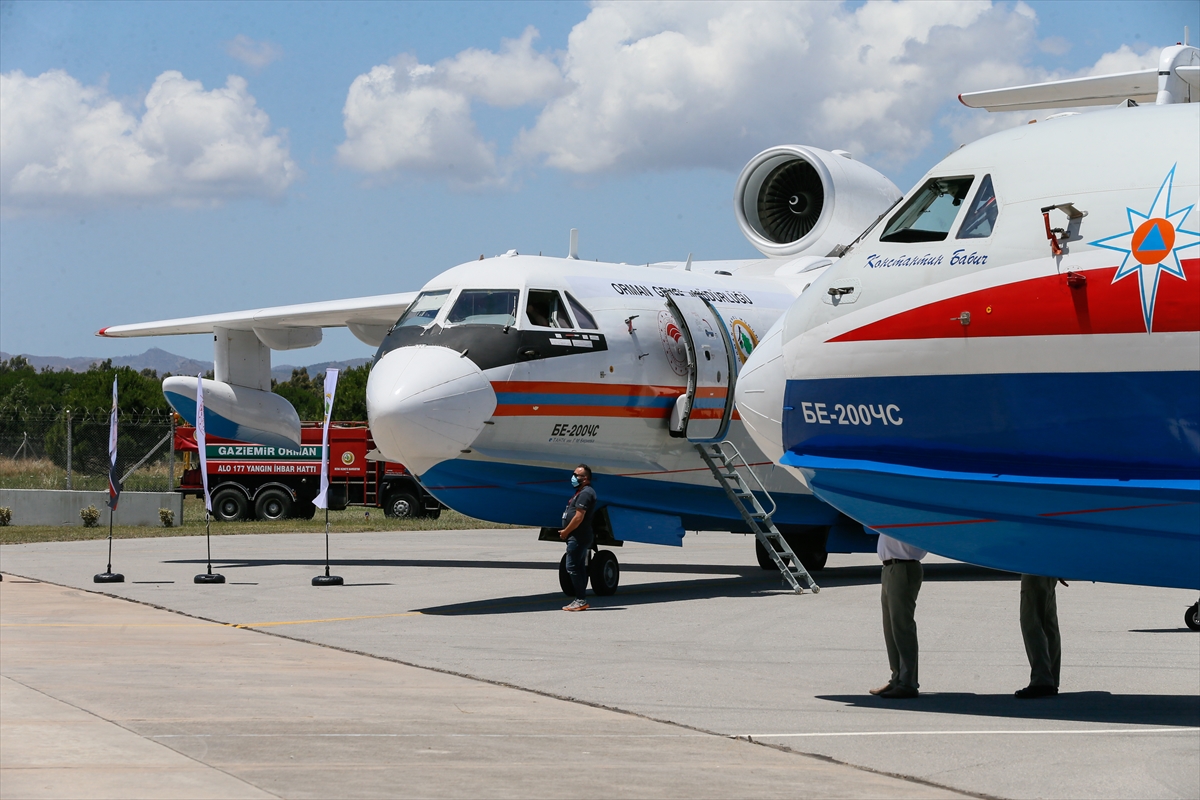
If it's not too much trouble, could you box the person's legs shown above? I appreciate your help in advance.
[1020,575,1057,687]
[886,561,922,691]
[565,537,589,601]
[880,566,900,687]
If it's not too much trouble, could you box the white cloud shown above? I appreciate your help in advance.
[337,27,562,185]
[0,69,299,208]
[225,35,283,70]
[516,0,1035,174]
[336,1,1171,186]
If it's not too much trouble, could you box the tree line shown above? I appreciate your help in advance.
[0,356,371,421]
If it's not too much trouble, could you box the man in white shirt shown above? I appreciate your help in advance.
[869,533,927,699]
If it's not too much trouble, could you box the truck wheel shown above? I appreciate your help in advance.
[385,492,419,519]
[589,550,620,596]
[212,488,248,522]
[254,489,293,522]
[294,501,316,520]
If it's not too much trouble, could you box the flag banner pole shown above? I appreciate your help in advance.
[95,376,124,583]
[313,369,343,587]
[193,374,225,585]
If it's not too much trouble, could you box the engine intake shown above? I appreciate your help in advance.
[735,146,901,258]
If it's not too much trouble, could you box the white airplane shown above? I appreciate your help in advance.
[734,43,1200,624]
[100,143,904,591]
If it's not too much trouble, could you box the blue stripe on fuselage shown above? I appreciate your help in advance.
[782,371,1200,481]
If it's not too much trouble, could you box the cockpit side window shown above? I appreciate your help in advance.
[879,176,974,243]
[395,290,450,328]
[956,174,997,239]
[565,292,598,330]
[446,289,519,326]
[526,289,573,328]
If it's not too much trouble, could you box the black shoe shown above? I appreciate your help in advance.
[1015,685,1058,699]
[878,686,919,699]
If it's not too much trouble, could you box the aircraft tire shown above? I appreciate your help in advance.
[1186,603,1200,632]
[558,554,574,596]
[799,549,828,572]
[589,550,620,596]
[384,492,419,519]
[254,488,293,522]
[211,488,248,522]
[755,538,790,571]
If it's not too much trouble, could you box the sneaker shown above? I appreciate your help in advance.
[562,599,590,612]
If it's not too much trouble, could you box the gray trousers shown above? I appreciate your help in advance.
[1020,574,1061,688]
[881,561,923,691]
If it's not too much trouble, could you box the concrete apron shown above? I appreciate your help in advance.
[0,577,964,800]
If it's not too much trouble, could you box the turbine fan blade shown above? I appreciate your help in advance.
[757,160,824,244]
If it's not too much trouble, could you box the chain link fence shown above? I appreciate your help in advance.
[0,408,176,492]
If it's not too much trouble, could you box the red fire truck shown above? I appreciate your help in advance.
[174,423,441,521]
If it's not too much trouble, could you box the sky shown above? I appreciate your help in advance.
[2,0,1196,364]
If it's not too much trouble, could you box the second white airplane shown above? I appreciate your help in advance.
[102,143,904,591]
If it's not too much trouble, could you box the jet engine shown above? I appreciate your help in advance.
[735,145,902,259]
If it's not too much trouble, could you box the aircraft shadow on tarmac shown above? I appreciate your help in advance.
[817,691,1200,728]
[155,558,1011,615]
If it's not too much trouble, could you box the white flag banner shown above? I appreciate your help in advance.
[314,369,340,509]
[107,377,121,510]
[195,375,212,512]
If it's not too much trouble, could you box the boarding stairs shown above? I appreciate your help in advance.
[695,441,820,595]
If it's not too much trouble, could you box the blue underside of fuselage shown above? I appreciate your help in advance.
[418,458,843,541]
[784,454,1200,589]
[779,370,1200,589]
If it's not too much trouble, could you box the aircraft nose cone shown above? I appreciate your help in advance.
[734,322,788,466]
[366,345,497,476]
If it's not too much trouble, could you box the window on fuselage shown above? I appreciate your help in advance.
[565,292,599,330]
[957,174,998,239]
[446,289,519,326]
[879,176,974,243]
[525,289,573,328]
[394,290,451,328]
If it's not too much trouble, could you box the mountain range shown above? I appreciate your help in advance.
[0,347,371,382]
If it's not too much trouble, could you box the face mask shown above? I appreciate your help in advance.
[571,475,581,488]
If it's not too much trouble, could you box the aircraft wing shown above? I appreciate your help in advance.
[959,69,1159,112]
[98,292,416,348]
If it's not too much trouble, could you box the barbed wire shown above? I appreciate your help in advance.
[0,406,175,424]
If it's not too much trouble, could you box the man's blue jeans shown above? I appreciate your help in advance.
[565,535,591,600]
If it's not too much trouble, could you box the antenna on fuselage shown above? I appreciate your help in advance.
[568,228,579,260]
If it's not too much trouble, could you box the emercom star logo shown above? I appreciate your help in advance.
[1090,164,1199,333]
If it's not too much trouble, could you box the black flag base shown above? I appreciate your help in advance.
[94,571,124,583]
[313,565,343,586]
[195,571,226,584]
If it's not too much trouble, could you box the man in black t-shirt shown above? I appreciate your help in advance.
[559,464,596,611]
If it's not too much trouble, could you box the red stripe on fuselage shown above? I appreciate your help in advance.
[831,257,1199,342]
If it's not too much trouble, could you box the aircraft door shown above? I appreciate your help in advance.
[664,295,739,443]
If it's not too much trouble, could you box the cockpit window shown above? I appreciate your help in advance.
[565,292,598,330]
[446,289,519,326]
[956,174,997,240]
[879,176,974,243]
[395,290,451,328]
[526,289,573,328]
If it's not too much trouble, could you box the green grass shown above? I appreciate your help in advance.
[0,457,174,492]
[1,492,522,545]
